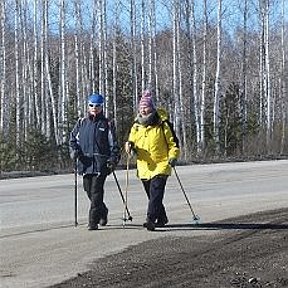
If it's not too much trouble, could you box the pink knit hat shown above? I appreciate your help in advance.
[139,90,155,109]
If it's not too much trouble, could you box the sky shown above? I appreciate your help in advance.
[5,0,287,36]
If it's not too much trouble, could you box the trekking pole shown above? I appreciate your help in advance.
[173,166,200,223]
[123,155,130,226]
[74,158,79,227]
[112,170,133,221]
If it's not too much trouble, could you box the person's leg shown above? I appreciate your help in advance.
[142,178,168,227]
[85,174,108,230]
[146,175,168,230]
[83,174,92,201]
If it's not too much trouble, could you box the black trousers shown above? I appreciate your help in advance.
[83,174,108,226]
[141,175,168,223]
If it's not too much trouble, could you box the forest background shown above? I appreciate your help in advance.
[0,0,287,173]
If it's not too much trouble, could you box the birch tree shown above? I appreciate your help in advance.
[58,0,66,144]
[140,0,146,91]
[98,0,104,97]
[280,0,286,154]
[151,0,159,100]
[0,0,6,134]
[213,0,222,153]
[103,0,109,117]
[200,0,208,153]
[130,0,138,110]
[21,0,29,140]
[74,0,81,118]
[33,0,40,129]
[240,0,248,153]
[112,0,120,124]
[15,0,21,148]
[188,0,200,154]
[259,0,271,150]
[172,0,182,150]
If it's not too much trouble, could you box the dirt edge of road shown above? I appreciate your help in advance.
[48,207,288,288]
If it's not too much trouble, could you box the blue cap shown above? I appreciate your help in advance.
[88,93,104,105]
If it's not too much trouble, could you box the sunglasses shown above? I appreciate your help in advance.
[88,103,103,108]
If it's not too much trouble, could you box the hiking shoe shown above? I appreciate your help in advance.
[155,217,169,227]
[99,217,107,226]
[145,221,155,231]
[88,224,98,231]
[99,207,108,226]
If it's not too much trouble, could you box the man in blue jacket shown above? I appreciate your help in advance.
[69,93,120,230]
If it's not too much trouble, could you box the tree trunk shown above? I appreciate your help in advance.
[15,0,21,148]
[141,0,146,91]
[200,0,207,153]
[130,0,138,111]
[213,0,222,154]
[280,0,286,154]
[0,0,6,134]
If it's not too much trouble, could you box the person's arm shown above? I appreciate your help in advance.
[125,124,137,155]
[69,119,82,160]
[107,120,120,164]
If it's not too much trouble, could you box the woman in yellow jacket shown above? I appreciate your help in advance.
[125,90,180,231]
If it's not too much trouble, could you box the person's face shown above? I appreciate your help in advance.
[88,103,103,116]
[139,106,153,116]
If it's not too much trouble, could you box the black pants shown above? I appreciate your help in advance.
[142,175,168,223]
[83,174,108,226]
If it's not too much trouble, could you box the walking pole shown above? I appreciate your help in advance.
[173,166,200,223]
[123,155,130,226]
[74,158,78,227]
[112,170,133,221]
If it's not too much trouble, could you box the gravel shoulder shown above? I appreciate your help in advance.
[48,207,288,288]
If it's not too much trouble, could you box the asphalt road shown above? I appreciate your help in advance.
[1,160,288,288]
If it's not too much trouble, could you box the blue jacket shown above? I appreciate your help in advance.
[69,113,120,175]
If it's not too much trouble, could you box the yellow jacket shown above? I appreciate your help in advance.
[128,108,180,179]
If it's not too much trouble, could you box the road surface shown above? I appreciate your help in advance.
[1,160,287,288]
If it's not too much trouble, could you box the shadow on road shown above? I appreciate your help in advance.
[160,222,288,231]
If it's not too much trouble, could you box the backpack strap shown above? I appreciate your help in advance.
[162,120,180,148]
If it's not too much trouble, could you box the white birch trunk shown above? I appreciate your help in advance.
[259,15,264,125]
[74,0,82,118]
[200,0,207,152]
[98,0,104,95]
[240,0,248,153]
[90,0,97,95]
[280,0,286,154]
[147,0,153,88]
[103,0,109,117]
[213,0,222,152]
[40,0,46,135]
[33,0,40,129]
[191,0,200,153]
[0,0,6,133]
[21,0,29,140]
[15,0,21,148]
[172,0,181,148]
[112,0,120,126]
[151,0,159,100]
[141,0,146,90]
[264,0,271,142]
[43,0,55,140]
[130,0,138,110]
[58,0,66,144]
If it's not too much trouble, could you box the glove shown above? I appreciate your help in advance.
[125,141,136,156]
[107,159,116,174]
[125,141,133,154]
[70,149,80,160]
[168,158,177,167]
